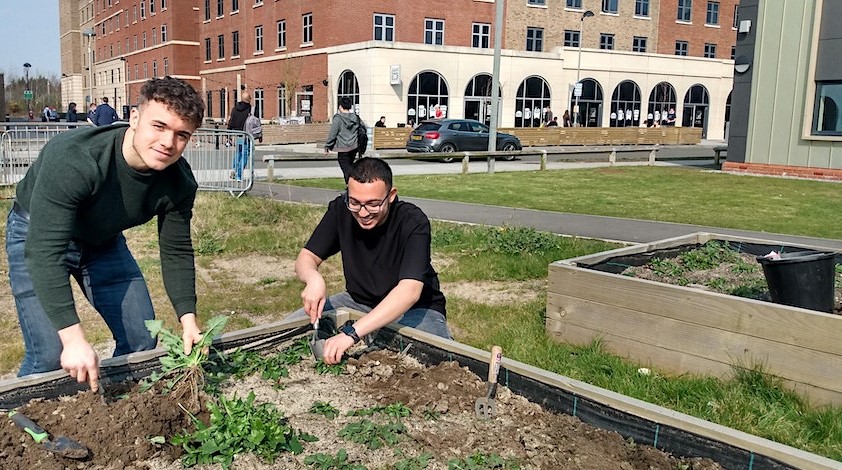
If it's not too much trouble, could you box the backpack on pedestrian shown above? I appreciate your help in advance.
[245,114,263,143]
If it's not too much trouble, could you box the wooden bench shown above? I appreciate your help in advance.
[713,145,728,166]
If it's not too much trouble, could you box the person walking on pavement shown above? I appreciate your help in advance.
[5,76,206,392]
[226,91,254,181]
[93,97,119,126]
[325,97,365,183]
[66,102,78,124]
[290,157,451,364]
[86,102,97,125]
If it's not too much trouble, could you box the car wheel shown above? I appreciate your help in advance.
[498,142,518,161]
[439,143,457,163]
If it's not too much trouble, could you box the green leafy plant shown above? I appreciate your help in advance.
[315,359,345,375]
[193,228,226,255]
[338,419,406,450]
[421,409,441,421]
[140,315,228,412]
[310,401,340,420]
[304,449,367,469]
[680,240,740,270]
[393,450,433,470]
[171,392,317,469]
[447,451,520,469]
[347,403,411,419]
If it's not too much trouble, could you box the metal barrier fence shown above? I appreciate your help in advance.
[0,123,253,196]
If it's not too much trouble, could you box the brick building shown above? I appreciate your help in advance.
[60,0,739,140]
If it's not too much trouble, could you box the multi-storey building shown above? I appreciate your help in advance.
[60,0,739,140]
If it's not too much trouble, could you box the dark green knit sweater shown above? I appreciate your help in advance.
[15,124,198,330]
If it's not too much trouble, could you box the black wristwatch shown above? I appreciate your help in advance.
[340,321,361,344]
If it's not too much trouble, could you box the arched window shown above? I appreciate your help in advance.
[647,82,677,126]
[682,84,710,137]
[407,71,449,123]
[569,78,603,127]
[464,73,500,126]
[610,80,642,127]
[337,70,360,108]
[515,76,551,127]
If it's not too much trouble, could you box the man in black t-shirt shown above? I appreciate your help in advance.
[293,158,451,364]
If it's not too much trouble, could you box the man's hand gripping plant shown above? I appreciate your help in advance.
[140,315,228,413]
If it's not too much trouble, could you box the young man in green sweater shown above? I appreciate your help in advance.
[6,77,205,392]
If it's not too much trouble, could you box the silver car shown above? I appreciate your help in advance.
[406,119,522,163]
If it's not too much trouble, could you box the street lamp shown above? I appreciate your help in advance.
[574,10,594,128]
[23,62,32,120]
[82,29,96,107]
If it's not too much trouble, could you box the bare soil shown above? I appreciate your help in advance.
[0,348,724,470]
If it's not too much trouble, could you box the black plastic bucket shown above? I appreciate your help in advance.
[756,251,836,313]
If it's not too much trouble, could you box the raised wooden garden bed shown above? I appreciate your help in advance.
[547,232,842,407]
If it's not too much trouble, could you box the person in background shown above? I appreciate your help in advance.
[42,106,51,122]
[6,76,206,392]
[374,116,386,127]
[291,157,451,364]
[86,102,97,125]
[407,118,416,128]
[546,116,559,127]
[226,91,253,181]
[93,97,119,126]
[325,97,365,183]
[66,102,78,124]
[562,110,572,127]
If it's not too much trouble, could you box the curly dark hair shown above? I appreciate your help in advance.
[138,76,205,129]
[348,158,392,190]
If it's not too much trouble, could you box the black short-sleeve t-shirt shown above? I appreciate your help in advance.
[305,195,446,316]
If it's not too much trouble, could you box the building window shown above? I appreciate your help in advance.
[217,0,224,17]
[602,0,618,14]
[163,57,169,75]
[217,34,225,59]
[152,27,157,46]
[704,43,716,58]
[232,0,239,11]
[706,1,720,25]
[142,31,147,48]
[255,0,263,5]
[302,13,313,43]
[150,0,155,14]
[566,0,582,8]
[528,0,546,5]
[730,45,736,60]
[424,19,444,45]
[203,0,209,21]
[161,24,167,42]
[134,35,138,50]
[204,38,211,61]
[677,0,692,22]
[140,1,146,18]
[219,89,227,121]
[407,71,449,123]
[232,31,240,56]
[733,5,739,28]
[599,34,614,50]
[635,0,649,17]
[277,20,286,48]
[374,13,395,42]
[526,27,543,52]
[338,70,360,108]
[632,36,647,52]
[515,76,551,127]
[675,40,688,56]
[255,25,263,52]
[472,23,490,48]
[143,62,148,79]
[152,60,158,78]
[564,30,580,47]
[134,64,138,80]
[253,88,264,118]
[813,82,842,135]
[206,91,213,118]
[277,85,287,118]
[161,0,167,9]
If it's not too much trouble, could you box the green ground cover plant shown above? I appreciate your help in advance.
[289,166,842,239]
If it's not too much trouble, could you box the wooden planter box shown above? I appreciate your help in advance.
[546,232,842,406]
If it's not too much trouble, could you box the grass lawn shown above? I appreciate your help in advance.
[289,166,842,240]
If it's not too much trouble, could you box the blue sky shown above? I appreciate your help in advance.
[0,1,61,78]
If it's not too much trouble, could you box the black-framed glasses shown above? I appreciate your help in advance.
[344,192,390,214]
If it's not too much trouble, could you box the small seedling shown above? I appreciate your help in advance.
[310,401,341,420]
[338,419,406,450]
[315,360,345,375]
[347,403,411,419]
[393,450,433,470]
[422,409,441,421]
[304,449,366,470]
[447,451,520,469]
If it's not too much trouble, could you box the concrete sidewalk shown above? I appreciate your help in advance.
[250,182,842,250]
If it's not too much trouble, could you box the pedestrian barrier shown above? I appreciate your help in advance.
[0,124,254,197]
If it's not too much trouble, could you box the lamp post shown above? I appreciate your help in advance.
[82,29,96,107]
[574,10,594,128]
[23,62,32,120]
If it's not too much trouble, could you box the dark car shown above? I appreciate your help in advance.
[406,119,522,163]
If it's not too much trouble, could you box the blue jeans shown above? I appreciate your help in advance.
[288,291,452,339]
[231,137,250,181]
[6,205,157,377]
